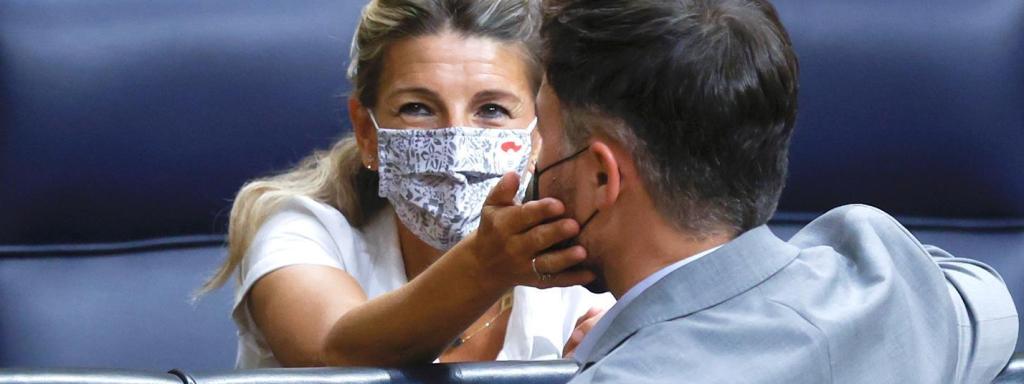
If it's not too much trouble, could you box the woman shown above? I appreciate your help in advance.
[200,0,613,368]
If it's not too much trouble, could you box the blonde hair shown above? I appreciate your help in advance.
[199,0,542,295]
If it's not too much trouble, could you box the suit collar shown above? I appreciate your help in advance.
[582,225,799,365]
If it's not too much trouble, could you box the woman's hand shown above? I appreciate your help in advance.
[563,307,607,358]
[463,172,596,290]
[318,172,596,367]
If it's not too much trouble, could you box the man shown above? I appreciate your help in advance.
[524,0,1018,382]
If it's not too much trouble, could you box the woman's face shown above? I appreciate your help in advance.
[352,31,538,167]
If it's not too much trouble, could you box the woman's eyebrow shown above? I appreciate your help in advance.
[385,86,442,102]
[473,89,522,105]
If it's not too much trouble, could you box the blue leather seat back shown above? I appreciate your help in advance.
[0,244,236,370]
[0,0,363,244]
[0,0,364,370]
[776,0,1024,223]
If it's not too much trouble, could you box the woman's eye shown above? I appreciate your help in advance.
[398,103,433,116]
[477,103,511,119]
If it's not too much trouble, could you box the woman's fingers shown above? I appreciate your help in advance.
[529,246,594,288]
[494,198,566,234]
[479,172,566,240]
[574,307,604,329]
[537,267,595,289]
[482,172,521,207]
[563,307,607,358]
[508,217,579,255]
[531,245,587,275]
[474,176,593,287]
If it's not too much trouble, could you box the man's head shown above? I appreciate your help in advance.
[534,0,799,292]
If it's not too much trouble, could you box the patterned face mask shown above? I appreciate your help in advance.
[371,112,536,251]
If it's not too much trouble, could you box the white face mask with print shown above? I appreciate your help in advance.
[371,112,536,251]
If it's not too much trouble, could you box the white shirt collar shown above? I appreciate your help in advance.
[572,244,723,363]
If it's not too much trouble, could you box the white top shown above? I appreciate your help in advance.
[572,245,722,363]
[232,195,615,368]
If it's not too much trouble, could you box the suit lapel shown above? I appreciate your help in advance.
[582,225,800,366]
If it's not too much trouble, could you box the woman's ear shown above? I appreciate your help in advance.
[349,97,378,170]
[588,141,621,209]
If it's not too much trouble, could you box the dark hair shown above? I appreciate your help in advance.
[542,0,799,235]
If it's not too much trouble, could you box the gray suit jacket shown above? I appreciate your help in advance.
[570,205,1018,384]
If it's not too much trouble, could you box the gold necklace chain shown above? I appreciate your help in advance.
[450,293,513,349]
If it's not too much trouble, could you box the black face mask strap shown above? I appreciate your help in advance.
[536,145,590,176]
[578,209,598,232]
[528,145,591,202]
[549,208,600,251]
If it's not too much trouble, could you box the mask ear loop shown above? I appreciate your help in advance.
[514,116,539,203]
[367,109,383,130]
[525,117,538,133]
[513,117,540,204]
[364,109,384,171]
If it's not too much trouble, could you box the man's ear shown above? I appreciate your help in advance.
[349,97,378,169]
[588,141,621,209]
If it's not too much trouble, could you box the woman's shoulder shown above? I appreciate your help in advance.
[265,195,354,233]
[246,195,402,292]
[243,196,362,275]
[263,195,394,240]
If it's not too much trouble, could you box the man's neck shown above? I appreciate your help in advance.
[600,212,733,299]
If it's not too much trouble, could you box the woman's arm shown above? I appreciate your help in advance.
[249,173,595,367]
[248,265,367,367]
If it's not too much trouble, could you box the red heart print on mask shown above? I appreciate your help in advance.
[501,141,522,153]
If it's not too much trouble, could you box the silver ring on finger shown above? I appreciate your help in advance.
[532,257,552,281]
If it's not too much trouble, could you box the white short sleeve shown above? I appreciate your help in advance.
[231,196,361,345]
[232,197,406,369]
